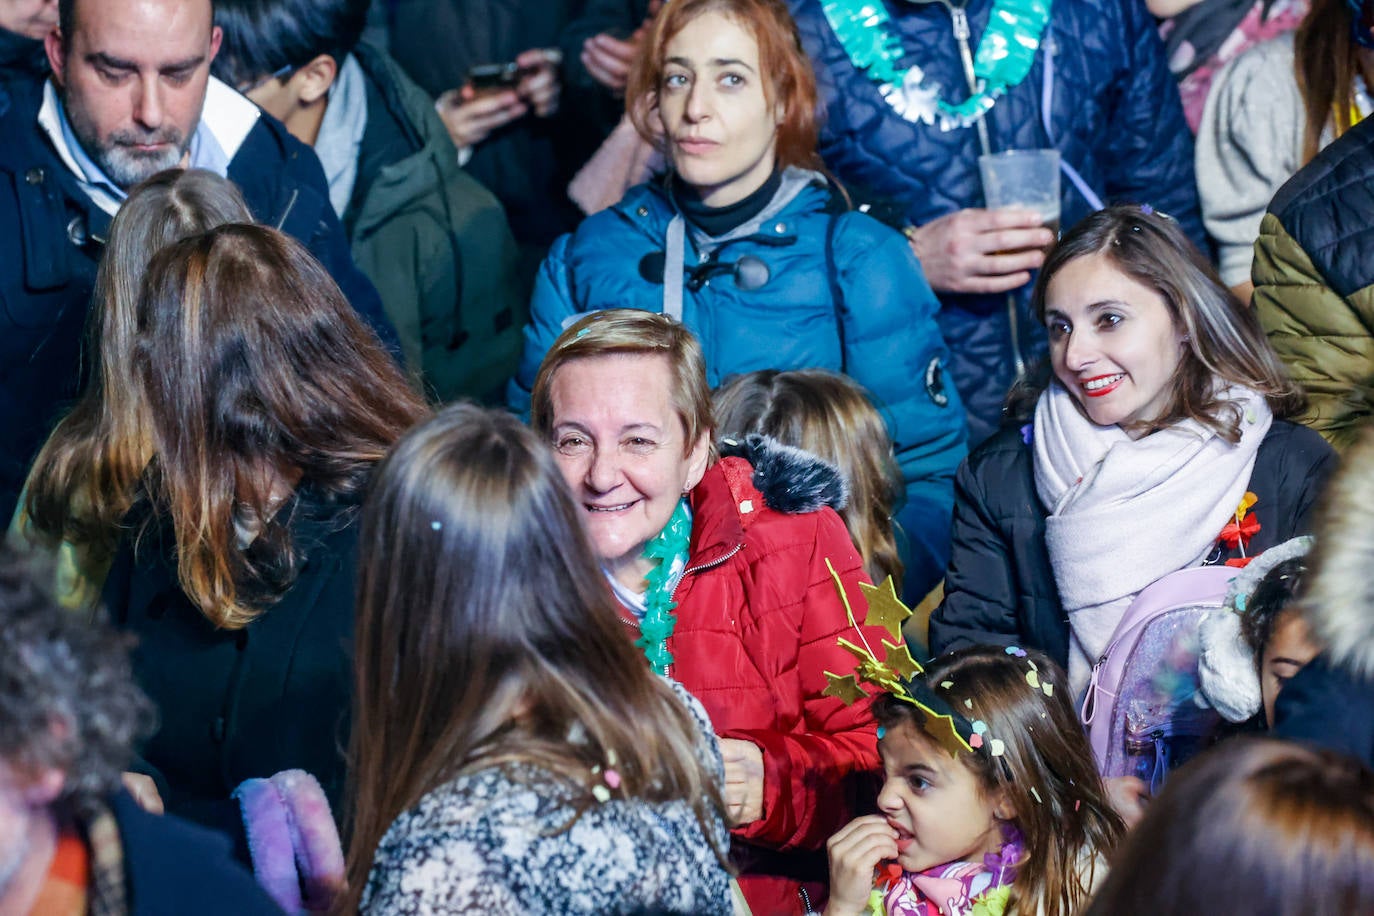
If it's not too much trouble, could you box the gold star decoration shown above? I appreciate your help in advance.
[895,695,974,759]
[882,639,921,680]
[859,576,912,641]
[823,671,869,704]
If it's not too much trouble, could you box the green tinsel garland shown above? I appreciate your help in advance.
[637,500,691,676]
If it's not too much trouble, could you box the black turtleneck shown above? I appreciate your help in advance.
[675,169,782,238]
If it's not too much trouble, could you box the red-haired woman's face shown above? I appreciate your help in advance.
[657,10,780,206]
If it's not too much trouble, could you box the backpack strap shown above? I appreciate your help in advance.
[823,187,847,370]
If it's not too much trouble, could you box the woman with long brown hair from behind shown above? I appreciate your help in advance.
[345,404,732,914]
[19,169,254,607]
[713,368,906,592]
[1084,737,1374,915]
[99,224,428,849]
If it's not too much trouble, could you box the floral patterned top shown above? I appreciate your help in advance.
[360,682,733,914]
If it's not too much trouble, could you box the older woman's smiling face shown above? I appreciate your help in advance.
[549,353,710,591]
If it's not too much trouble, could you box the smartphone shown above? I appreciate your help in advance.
[467,62,523,93]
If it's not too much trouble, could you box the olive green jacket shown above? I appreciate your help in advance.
[350,44,524,404]
[1253,115,1374,451]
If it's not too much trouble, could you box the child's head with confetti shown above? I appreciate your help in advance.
[872,646,1124,916]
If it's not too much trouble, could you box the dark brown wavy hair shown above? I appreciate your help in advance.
[626,0,823,173]
[131,223,427,629]
[1295,0,1372,164]
[340,404,729,913]
[875,648,1123,916]
[24,170,253,571]
[1084,737,1374,916]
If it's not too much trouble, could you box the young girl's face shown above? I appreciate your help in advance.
[1044,252,1186,435]
[1261,610,1320,728]
[876,720,1007,873]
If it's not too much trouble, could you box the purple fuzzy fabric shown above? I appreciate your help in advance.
[233,770,345,914]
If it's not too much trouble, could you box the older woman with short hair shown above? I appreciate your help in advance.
[532,309,887,915]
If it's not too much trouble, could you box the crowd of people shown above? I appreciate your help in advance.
[2,0,1374,913]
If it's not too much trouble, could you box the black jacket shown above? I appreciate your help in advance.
[101,484,361,843]
[379,0,584,247]
[0,26,46,81]
[0,75,397,526]
[108,791,284,914]
[929,419,1337,670]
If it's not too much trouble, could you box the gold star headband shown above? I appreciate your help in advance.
[821,560,974,759]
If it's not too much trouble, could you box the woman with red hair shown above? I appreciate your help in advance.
[510,0,967,608]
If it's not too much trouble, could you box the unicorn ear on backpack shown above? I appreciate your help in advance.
[1198,536,1314,722]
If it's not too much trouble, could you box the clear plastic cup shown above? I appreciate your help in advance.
[978,149,1062,235]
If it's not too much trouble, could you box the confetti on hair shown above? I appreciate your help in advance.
[989,739,1006,757]
[877,726,886,740]
[940,680,954,690]
[1030,787,1042,804]
[430,521,443,531]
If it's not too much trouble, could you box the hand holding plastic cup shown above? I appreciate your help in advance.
[978,148,1062,238]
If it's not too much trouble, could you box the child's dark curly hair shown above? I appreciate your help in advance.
[1239,557,1308,662]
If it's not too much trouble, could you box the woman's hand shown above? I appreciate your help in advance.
[825,815,897,915]
[435,87,528,149]
[121,772,164,814]
[514,48,562,118]
[581,1,662,94]
[719,737,764,826]
[1105,775,1150,829]
[906,207,1056,294]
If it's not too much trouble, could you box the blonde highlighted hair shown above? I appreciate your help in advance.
[24,170,254,564]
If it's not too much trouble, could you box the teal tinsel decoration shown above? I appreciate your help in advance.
[820,0,1052,130]
[637,500,692,676]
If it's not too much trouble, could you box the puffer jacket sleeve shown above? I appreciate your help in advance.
[1253,211,1374,451]
[1099,0,1205,251]
[508,232,579,417]
[927,448,1022,655]
[719,508,882,852]
[1195,40,1303,288]
[831,213,967,599]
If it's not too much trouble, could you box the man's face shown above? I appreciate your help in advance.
[45,0,221,190]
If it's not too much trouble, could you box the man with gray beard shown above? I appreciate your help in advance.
[0,0,398,527]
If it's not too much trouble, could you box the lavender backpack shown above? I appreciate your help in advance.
[1080,565,1236,791]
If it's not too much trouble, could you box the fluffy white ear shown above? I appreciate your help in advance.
[1197,609,1261,723]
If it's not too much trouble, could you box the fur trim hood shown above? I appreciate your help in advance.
[717,434,848,515]
[1306,507,1374,679]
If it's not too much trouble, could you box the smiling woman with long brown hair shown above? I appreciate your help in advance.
[98,223,427,842]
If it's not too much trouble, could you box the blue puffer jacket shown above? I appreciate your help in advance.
[509,170,967,601]
[789,0,1204,443]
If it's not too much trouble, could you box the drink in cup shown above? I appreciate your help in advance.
[978,149,1061,252]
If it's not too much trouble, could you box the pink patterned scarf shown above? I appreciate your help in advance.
[881,824,1023,916]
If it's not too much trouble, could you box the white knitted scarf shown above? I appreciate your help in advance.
[1032,382,1273,697]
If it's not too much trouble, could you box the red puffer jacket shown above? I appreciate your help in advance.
[667,437,887,915]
